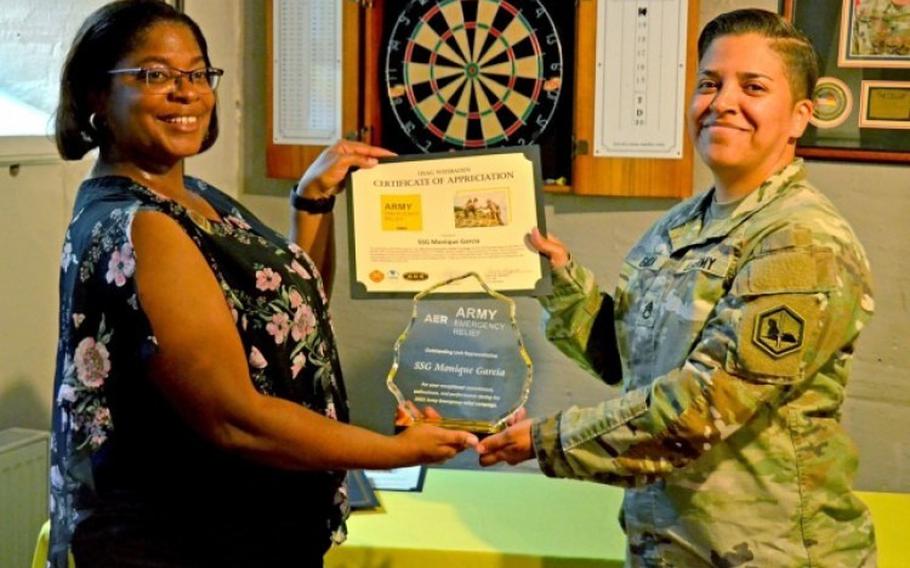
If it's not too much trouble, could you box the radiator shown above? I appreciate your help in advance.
[0,428,49,568]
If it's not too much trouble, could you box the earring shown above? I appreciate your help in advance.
[88,113,99,132]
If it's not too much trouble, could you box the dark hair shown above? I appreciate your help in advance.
[697,8,818,102]
[55,0,219,160]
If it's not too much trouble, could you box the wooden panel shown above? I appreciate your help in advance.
[571,0,698,198]
[362,0,385,147]
[266,0,362,180]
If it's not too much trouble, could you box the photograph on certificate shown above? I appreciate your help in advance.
[346,145,550,298]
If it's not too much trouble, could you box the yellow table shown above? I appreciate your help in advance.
[35,470,910,568]
[326,469,910,568]
[325,469,626,568]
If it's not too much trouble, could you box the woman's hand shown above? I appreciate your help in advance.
[395,423,478,465]
[528,227,570,270]
[476,418,534,466]
[394,401,442,427]
[295,140,396,199]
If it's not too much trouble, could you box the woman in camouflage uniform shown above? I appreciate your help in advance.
[478,9,876,568]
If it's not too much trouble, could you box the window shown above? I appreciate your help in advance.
[0,1,112,162]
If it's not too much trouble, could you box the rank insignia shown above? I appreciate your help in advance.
[753,305,804,357]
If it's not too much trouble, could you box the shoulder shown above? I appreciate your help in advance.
[130,209,204,262]
[750,180,868,264]
[70,177,173,240]
[736,180,872,299]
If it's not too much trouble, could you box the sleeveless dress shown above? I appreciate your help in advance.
[48,176,350,567]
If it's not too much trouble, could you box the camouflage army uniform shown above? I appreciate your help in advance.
[853,0,910,57]
[531,160,876,567]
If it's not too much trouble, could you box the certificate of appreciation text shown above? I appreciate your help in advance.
[346,146,550,298]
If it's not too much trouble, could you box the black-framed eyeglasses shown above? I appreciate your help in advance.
[107,66,224,93]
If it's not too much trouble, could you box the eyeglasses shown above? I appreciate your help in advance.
[107,66,224,93]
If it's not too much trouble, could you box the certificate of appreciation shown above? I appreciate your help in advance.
[346,146,550,297]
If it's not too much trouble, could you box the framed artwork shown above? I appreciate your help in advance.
[838,0,910,68]
[782,0,910,162]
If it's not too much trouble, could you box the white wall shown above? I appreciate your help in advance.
[1,0,908,491]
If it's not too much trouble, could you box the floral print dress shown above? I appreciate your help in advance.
[48,176,350,567]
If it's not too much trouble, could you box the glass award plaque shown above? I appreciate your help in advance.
[387,272,532,434]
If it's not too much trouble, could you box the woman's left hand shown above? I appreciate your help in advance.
[296,139,396,199]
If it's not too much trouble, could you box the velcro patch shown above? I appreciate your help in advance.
[733,248,835,296]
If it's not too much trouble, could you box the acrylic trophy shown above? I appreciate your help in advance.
[387,272,532,434]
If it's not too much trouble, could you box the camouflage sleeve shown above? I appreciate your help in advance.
[532,228,873,486]
[539,259,622,384]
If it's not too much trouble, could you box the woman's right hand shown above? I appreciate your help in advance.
[528,227,570,270]
[395,423,478,465]
[295,139,396,200]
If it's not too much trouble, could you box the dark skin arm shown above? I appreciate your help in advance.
[133,211,476,470]
[289,140,396,297]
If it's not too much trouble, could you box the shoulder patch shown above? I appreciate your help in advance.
[753,305,804,357]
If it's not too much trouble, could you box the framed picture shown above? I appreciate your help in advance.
[782,0,910,163]
[839,0,910,68]
[858,80,910,128]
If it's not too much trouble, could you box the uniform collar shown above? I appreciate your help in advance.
[667,159,807,254]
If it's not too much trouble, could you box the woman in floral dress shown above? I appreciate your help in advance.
[48,1,476,566]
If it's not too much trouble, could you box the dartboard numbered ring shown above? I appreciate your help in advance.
[386,0,564,152]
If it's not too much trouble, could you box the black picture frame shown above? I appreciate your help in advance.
[782,0,910,163]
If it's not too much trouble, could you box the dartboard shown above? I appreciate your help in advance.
[385,0,564,152]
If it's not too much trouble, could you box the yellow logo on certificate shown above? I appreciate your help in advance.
[381,194,422,231]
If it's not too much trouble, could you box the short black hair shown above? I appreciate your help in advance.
[697,8,818,102]
[55,0,219,160]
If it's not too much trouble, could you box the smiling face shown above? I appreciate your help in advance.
[688,33,812,186]
[100,21,215,169]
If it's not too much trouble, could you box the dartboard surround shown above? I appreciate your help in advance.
[386,0,564,152]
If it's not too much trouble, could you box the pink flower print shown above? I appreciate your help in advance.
[249,346,268,369]
[288,243,304,257]
[105,243,136,287]
[266,312,291,344]
[288,289,303,309]
[93,406,112,428]
[291,305,317,342]
[226,215,252,230]
[255,268,282,291]
[288,260,311,280]
[73,337,111,388]
[325,401,337,420]
[291,353,307,378]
